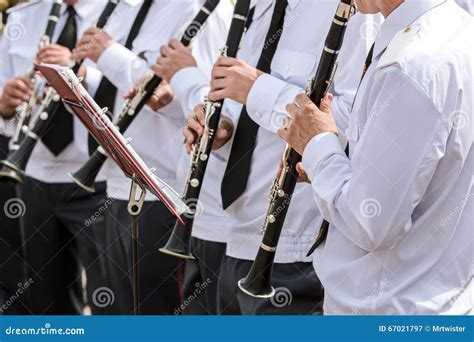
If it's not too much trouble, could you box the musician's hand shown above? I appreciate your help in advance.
[73,27,115,63]
[183,104,234,154]
[36,44,72,66]
[208,57,263,104]
[276,161,310,183]
[125,79,174,112]
[296,163,310,183]
[0,76,34,119]
[151,39,197,82]
[278,93,336,155]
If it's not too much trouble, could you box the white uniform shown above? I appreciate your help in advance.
[213,0,378,263]
[82,0,228,202]
[302,0,473,314]
[0,0,107,182]
[455,0,474,15]
[171,0,233,243]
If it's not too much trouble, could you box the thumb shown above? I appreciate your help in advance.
[319,93,333,113]
[215,128,229,140]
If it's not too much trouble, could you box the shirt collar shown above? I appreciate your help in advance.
[252,0,298,20]
[373,0,447,59]
[61,0,103,20]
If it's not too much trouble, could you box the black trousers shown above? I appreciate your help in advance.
[20,177,107,315]
[217,255,324,315]
[0,135,27,315]
[181,237,226,315]
[103,199,181,315]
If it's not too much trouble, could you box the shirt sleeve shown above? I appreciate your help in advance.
[302,68,449,252]
[246,73,303,133]
[169,67,210,118]
[96,42,148,93]
[0,31,12,95]
[169,2,230,119]
[83,62,103,97]
[246,14,374,140]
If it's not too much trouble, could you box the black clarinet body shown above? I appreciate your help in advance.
[159,0,252,259]
[7,0,63,153]
[238,0,356,298]
[0,0,119,184]
[69,0,222,193]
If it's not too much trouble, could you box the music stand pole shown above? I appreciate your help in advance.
[127,177,146,316]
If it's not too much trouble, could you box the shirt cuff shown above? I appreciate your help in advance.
[302,132,345,180]
[170,67,209,114]
[247,73,301,133]
[84,65,103,97]
[97,43,144,91]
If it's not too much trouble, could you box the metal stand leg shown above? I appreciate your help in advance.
[127,178,146,315]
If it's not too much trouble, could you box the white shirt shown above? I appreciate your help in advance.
[302,0,473,314]
[81,0,201,200]
[170,0,233,243]
[0,0,107,183]
[455,0,474,15]
[214,0,377,263]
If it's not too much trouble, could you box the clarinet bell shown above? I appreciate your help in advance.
[68,150,109,194]
[0,160,23,184]
[159,219,195,260]
[68,169,96,194]
[237,275,275,299]
[237,249,276,298]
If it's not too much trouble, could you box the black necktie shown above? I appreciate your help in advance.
[307,43,375,257]
[88,0,153,155]
[221,0,288,210]
[41,5,77,156]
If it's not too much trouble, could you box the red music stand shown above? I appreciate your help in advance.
[35,63,189,315]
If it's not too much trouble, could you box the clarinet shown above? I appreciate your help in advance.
[238,0,357,298]
[0,0,119,183]
[69,0,222,193]
[159,0,252,259]
[7,0,63,153]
